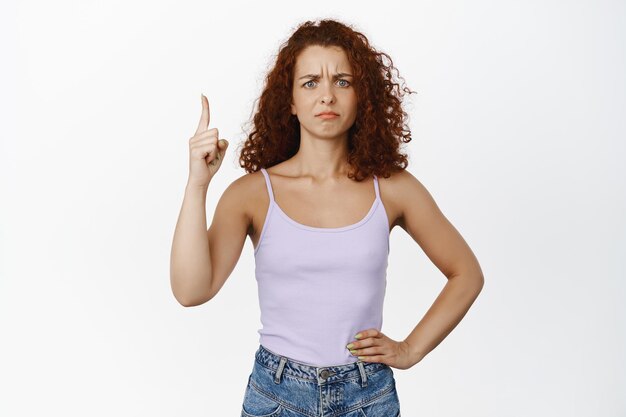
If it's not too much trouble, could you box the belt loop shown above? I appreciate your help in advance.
[274,356,288,384]
[357,361,367,387]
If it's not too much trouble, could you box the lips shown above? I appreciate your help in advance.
[316,111,339,116]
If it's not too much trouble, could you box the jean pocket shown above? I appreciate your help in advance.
[358,386,401,417]
[241,380,283,417]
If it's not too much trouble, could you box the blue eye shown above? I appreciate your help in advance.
[302,79,351,88]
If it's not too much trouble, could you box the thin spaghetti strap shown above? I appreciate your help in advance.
[260,168,275,203]
[373,175,381,201]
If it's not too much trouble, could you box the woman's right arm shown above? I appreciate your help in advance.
[170,177,250,307]
[170,182,212,306]
[170,94,246,307]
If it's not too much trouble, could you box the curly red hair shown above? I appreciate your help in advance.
[237,18,417,181]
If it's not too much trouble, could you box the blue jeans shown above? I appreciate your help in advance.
[241,344,402,417]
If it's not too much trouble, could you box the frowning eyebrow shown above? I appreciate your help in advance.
[297,72,353,80]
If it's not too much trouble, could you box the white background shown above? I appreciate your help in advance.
[1,0,625,416]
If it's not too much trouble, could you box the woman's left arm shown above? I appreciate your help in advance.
[348,170,484,369]
[396,170,484,366]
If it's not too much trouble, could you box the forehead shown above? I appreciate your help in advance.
[294,45,352,73]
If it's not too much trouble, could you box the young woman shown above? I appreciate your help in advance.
[171,19,484,417]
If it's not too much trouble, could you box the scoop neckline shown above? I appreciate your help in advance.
[271,197,380,232]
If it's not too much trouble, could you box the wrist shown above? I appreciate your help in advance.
[185,181,210,192]
[403,339,426,366]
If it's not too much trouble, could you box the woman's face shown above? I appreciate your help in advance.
[291,45,357,141]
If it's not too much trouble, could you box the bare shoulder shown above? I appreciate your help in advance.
[226,169,263,197]
[220,170,266,235]
[376,168,430,231]
[381,169,484,280]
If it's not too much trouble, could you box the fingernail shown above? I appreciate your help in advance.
[355,333,362,339]
[346,343,354,349]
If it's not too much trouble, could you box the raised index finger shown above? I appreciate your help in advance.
[195,94,210,135]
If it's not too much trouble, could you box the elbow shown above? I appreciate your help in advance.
[175,296,204,308]
[170,274,213,307]
[463,256,484,292]
[474,272,485,287]
[172,291,194,307]
[171,285,198,307]
[471,273,485,298]
[449,271,484,294]
[467,269,484,290]
[172,289,213,307]
[467,263,485,292]
[178,297,196,308]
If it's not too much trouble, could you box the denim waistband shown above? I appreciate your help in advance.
[254,344,389,387]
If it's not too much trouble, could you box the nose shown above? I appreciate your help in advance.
[321,94,335,104]
[320,81,336,105]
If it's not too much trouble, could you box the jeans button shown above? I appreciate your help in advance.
[320,369,330,379]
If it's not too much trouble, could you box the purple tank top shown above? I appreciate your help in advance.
[254,168,390,367]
